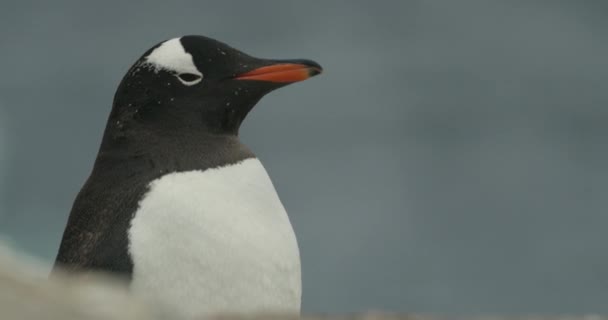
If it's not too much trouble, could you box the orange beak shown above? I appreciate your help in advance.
[234,60,322,83]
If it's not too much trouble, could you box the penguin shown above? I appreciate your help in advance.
[54,35,322,317]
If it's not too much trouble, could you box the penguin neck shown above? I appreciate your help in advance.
[94,125,255,177]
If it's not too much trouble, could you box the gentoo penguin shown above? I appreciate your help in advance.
[54,35,322,317]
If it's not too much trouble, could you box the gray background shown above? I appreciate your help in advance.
[1,0,608,314]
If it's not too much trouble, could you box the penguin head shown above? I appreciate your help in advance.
[110,35,322,136]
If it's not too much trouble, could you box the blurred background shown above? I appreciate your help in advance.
[1,0,608,314]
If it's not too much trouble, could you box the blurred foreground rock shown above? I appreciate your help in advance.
[0,242,160,319]
[0,242,605,320]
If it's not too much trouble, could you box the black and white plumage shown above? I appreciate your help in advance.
[54,35,322,317]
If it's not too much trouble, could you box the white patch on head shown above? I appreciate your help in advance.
[145,38,203,86]
[128,158,301,318]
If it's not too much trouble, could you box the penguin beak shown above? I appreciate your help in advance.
[234,59,322,83]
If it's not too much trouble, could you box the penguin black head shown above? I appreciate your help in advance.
[109,35,322,137]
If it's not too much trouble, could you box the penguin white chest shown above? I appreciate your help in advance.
[128,158,301,317]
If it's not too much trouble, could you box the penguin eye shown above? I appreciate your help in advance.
[177,73,202,85]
